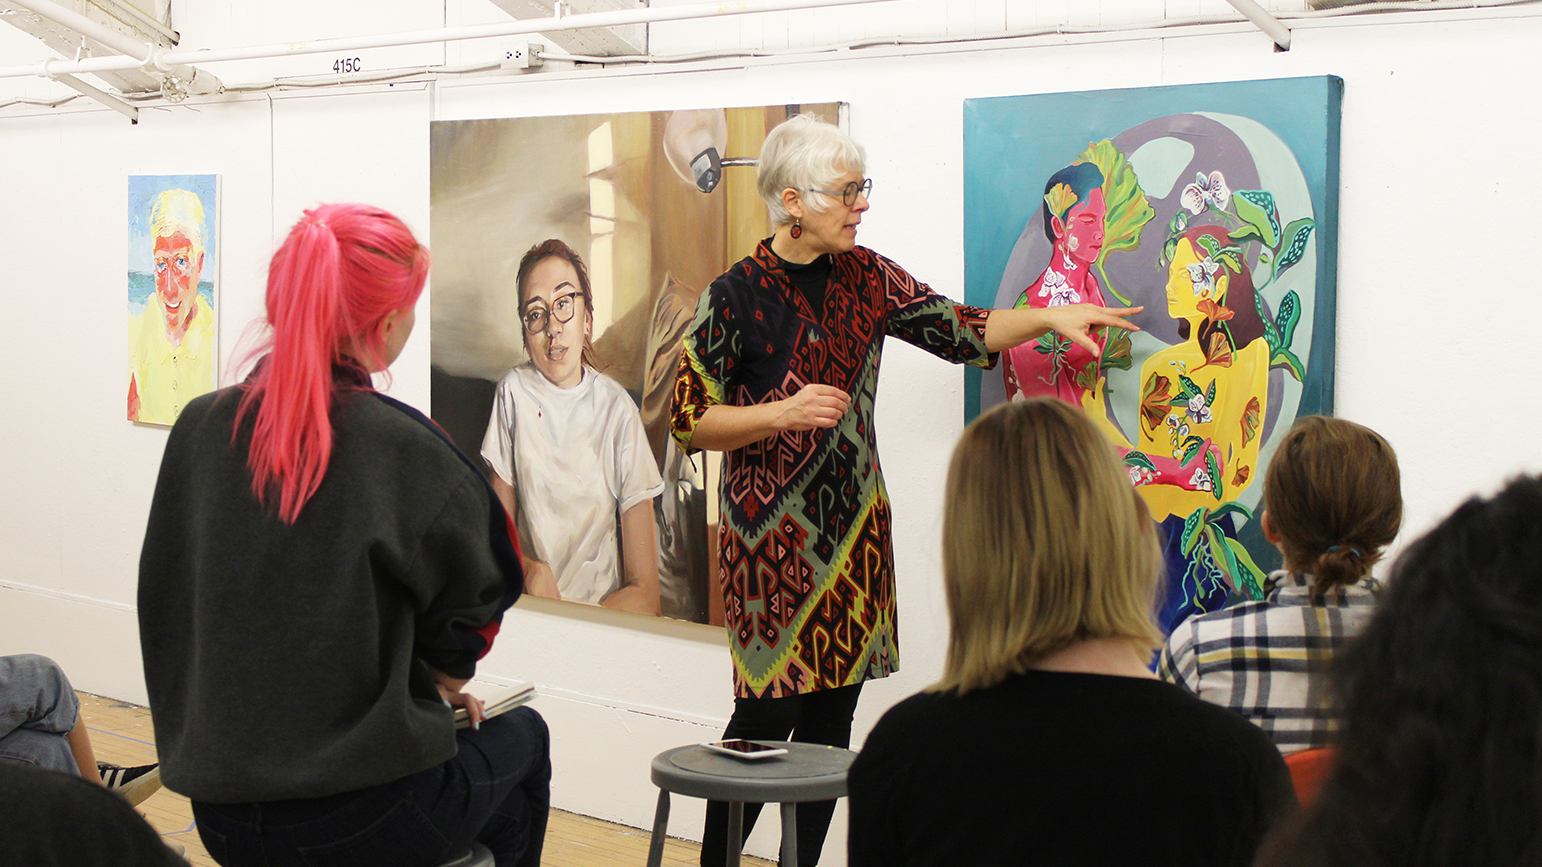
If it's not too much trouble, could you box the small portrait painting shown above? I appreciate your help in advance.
[128,174,218,426]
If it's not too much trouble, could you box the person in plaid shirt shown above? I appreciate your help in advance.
[1159,416,1402,753]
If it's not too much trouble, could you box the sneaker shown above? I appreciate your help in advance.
[97,761,162,806]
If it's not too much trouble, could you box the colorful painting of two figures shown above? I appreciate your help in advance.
[965,76,1342,632]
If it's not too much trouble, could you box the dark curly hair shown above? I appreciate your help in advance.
[1255,475,1542,867]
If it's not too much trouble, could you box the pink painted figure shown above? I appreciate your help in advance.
[1002,162,1110,406]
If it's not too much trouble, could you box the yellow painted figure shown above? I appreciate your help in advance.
[1127,228,1269,522]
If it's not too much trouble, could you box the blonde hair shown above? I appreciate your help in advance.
[150,188,206,261]
[933,398,1163,694]
[757,114,866,226]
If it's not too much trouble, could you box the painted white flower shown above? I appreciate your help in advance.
[1187,392,1213,425]
[1189,467,1214,492]
[1180,171,1230,215]
[1038,268,1078,307]
[1187,256,1220,297]
[1127,465,1143,484]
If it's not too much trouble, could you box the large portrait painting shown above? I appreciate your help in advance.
[128,173,219,426]
[965,77,1341,632]
[431,103,844,624]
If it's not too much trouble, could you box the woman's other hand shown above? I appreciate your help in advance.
[776,384,850,432]
[688,383,851,452]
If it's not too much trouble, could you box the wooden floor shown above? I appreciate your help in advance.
[83,693,772,867]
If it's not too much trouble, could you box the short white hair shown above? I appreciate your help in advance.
[757,114,867,226]
[150,188,206,260]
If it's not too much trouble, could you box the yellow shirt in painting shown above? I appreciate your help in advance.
[129,293,216,425]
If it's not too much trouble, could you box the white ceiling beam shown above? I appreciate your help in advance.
[488,0,647,57]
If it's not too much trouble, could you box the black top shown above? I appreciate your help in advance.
[847,669,1296,867]
[138,373,523,803]
[777,251,832,320]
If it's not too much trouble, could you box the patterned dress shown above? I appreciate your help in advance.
[671,241,995,698]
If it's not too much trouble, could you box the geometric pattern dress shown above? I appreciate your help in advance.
[672,241,995,698]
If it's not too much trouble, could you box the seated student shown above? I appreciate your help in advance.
[0,654,161,805]
[1159,416,1401,754]
[847,398,1295,867]
[138,204,549,866]
[1255,475,1542,867]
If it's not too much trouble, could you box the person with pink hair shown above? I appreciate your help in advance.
[138,204,549,866]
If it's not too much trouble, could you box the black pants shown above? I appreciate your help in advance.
[700,683,863,867]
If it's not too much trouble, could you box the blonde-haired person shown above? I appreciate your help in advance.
[672,113,1141,867]
[846,398,1294,867]
[1159,415,1402,754]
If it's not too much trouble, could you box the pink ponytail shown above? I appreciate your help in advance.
[236,204,429,524]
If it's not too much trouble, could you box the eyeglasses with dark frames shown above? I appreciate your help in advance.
[522,291,586,334]
[806,178,873,208]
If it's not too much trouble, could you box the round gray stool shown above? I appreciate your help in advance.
[436,841,494,867]
[645,742,857,867]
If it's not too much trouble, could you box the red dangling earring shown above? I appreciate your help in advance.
[790,218,802,239]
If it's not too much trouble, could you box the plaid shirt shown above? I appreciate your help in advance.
[1158,570,1381,754]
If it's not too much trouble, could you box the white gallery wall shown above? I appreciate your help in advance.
[3,1,1541,861]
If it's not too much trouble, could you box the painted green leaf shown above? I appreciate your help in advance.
[1277,219,1315,274]
[1275,289,1301,348]
[1177,374,1202,401]
[1181,507,1207,556]
[1161,236,1178,268]
[1207,500,1256,526]
[1205,449,1224,502]
[1272,347,1306,382]
[1100,327,1133,372]
[1224,536,1267,600]
[1182,437,1205,467]
[1233,190,1280,247]
[1124,450,1157,472]
[1032,332,1067,357]
[1255,291,1281,352]
[1229,225,1264,245]
[1204,379,1217,407]
[1197,234,1221,259]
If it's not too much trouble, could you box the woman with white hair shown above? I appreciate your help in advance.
[670,115,1142,866]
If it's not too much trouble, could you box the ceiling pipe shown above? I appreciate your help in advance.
[6,0,219,93]
[1223,0,1292,49]
[0,0,895,80]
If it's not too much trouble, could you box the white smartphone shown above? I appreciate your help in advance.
[701,739,789,760]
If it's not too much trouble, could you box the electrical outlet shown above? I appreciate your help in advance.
[498,41,544,70]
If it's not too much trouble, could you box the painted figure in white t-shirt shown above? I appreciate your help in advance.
[481,240,665,614]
